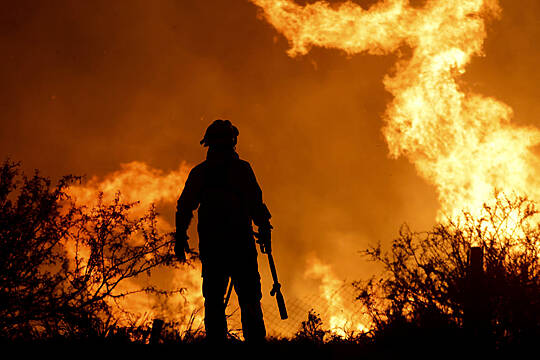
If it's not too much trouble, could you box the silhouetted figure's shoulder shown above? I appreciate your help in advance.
[188,161,208,176]
[231,159,262,184]
[235,158,256,172]
[236,158,253,168]
[188,157,255,175]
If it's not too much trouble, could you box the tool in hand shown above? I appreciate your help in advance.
[254,230,288,320]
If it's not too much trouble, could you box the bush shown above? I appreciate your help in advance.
[0,160,180,340]
[293,310,329,343]
[355,193,540,350]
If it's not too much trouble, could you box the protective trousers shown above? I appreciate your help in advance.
[201,255,266,343]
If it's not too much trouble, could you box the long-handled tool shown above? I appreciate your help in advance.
[255,231,288,320]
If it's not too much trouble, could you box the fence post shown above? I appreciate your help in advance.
[465,246,489,343]
[150,318,164,345]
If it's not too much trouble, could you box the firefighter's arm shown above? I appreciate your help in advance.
[256,219,273,254]
[246,163,273,253]
[175,168,201,261]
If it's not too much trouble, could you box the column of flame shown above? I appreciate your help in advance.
[251,0,540,222]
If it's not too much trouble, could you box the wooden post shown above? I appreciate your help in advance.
[469,247,484,285]
[150,319,164,345]
[465,246,488,342]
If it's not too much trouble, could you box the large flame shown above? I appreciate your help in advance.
[251,0,540,222]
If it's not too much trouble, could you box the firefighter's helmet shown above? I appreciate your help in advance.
[200,119,239,147]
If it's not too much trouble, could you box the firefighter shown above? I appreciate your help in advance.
[175,119,272,343]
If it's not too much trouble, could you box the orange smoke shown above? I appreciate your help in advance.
[251,0,540,223]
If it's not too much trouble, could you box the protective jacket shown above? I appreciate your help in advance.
[176,147,272,264]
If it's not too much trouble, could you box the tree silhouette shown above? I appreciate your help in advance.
[355,193,539,350]
[0,160,180,340]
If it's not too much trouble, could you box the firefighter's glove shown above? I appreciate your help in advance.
[174,232,189,262]
[257,226,272,254]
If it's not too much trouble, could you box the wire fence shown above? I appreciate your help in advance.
[226,280,370,339]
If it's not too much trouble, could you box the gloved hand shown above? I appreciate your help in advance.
[174,232,189,262]
[256,225,272,254]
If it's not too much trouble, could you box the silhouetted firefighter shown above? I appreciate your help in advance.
[175,119,273,343]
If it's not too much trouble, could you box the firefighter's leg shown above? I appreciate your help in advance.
[233,258,266,342]
[201,266,229,342]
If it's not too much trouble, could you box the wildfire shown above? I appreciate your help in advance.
[53,0,540,338]
[251,0,540,224]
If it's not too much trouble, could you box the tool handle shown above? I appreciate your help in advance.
[268,252,280,284]
[255,231,288,320]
